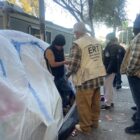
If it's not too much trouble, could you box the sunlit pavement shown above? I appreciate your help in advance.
[67,75,140,140]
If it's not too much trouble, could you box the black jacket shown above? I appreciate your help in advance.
[103,44,125,74]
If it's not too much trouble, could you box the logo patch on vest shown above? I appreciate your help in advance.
[87,44,100,60]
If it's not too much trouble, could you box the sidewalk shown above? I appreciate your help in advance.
[67,76,140,140]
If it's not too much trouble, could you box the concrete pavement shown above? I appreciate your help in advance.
[67,76,140,140]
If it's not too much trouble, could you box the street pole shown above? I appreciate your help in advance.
[39,0,45,41]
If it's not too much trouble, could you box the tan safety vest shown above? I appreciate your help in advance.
[72,34,106,86]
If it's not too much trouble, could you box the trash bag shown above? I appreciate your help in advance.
[58,102,79,140]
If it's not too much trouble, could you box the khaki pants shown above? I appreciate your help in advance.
[76,88,100,133]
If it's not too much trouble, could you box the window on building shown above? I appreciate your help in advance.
[28,26,40,39]
[46,31,51,44]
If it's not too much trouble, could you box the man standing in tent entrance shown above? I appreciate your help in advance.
[67,22,106,135]
[44,34,73,115]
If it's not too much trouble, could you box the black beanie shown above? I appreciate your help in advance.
[52,34,66,46]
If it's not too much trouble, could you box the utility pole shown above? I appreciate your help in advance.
[39,0,45,41]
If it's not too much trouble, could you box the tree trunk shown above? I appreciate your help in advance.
[88,0,95,37]
[90,20,95,37]
[113,25,117,36]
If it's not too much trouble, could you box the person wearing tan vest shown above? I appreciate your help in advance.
[66,22,106,135]
[121,15,140,134]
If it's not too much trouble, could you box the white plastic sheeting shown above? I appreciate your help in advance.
[0,30,63,140]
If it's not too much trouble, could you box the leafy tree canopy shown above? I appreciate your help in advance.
[93,0,127,32]
[7,0,39,16]
[53,0,95,35]
[7,0,17,4]
[53,0,127,35]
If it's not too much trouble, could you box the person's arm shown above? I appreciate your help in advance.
[127,36,140,75]
[45,49,69,67]
[66,43,82,78]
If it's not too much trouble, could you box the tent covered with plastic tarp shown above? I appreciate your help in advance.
[0,30,63,140]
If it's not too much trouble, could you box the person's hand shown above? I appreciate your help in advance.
[66,72,71,79]
[63,60,70,65]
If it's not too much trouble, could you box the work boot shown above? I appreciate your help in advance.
[125,123,140,134]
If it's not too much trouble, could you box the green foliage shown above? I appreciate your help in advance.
[93,0,127,33]
[29,0,39,17]
[122,20,129,30]
[53,0,127,35]
[19,0,32,14]
[53,0,95,35]
[7,0,39,16]
[7,0,17,4]
[119,27,133,44]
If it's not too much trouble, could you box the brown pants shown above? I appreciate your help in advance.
[76,88,100,133]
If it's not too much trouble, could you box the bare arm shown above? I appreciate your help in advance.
[45,49,68,67]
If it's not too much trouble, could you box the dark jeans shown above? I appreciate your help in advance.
[54,77,75,108]
[113,73,122,87]
[128,76,140,124]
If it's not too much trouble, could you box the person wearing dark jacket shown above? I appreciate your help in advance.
[113,45,126,89]
[102,36,122,109]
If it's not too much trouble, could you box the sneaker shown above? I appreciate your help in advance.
[131,106,137,111]
[101,103,114,110]
[125,123,140,134]
[101,105,111,110]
